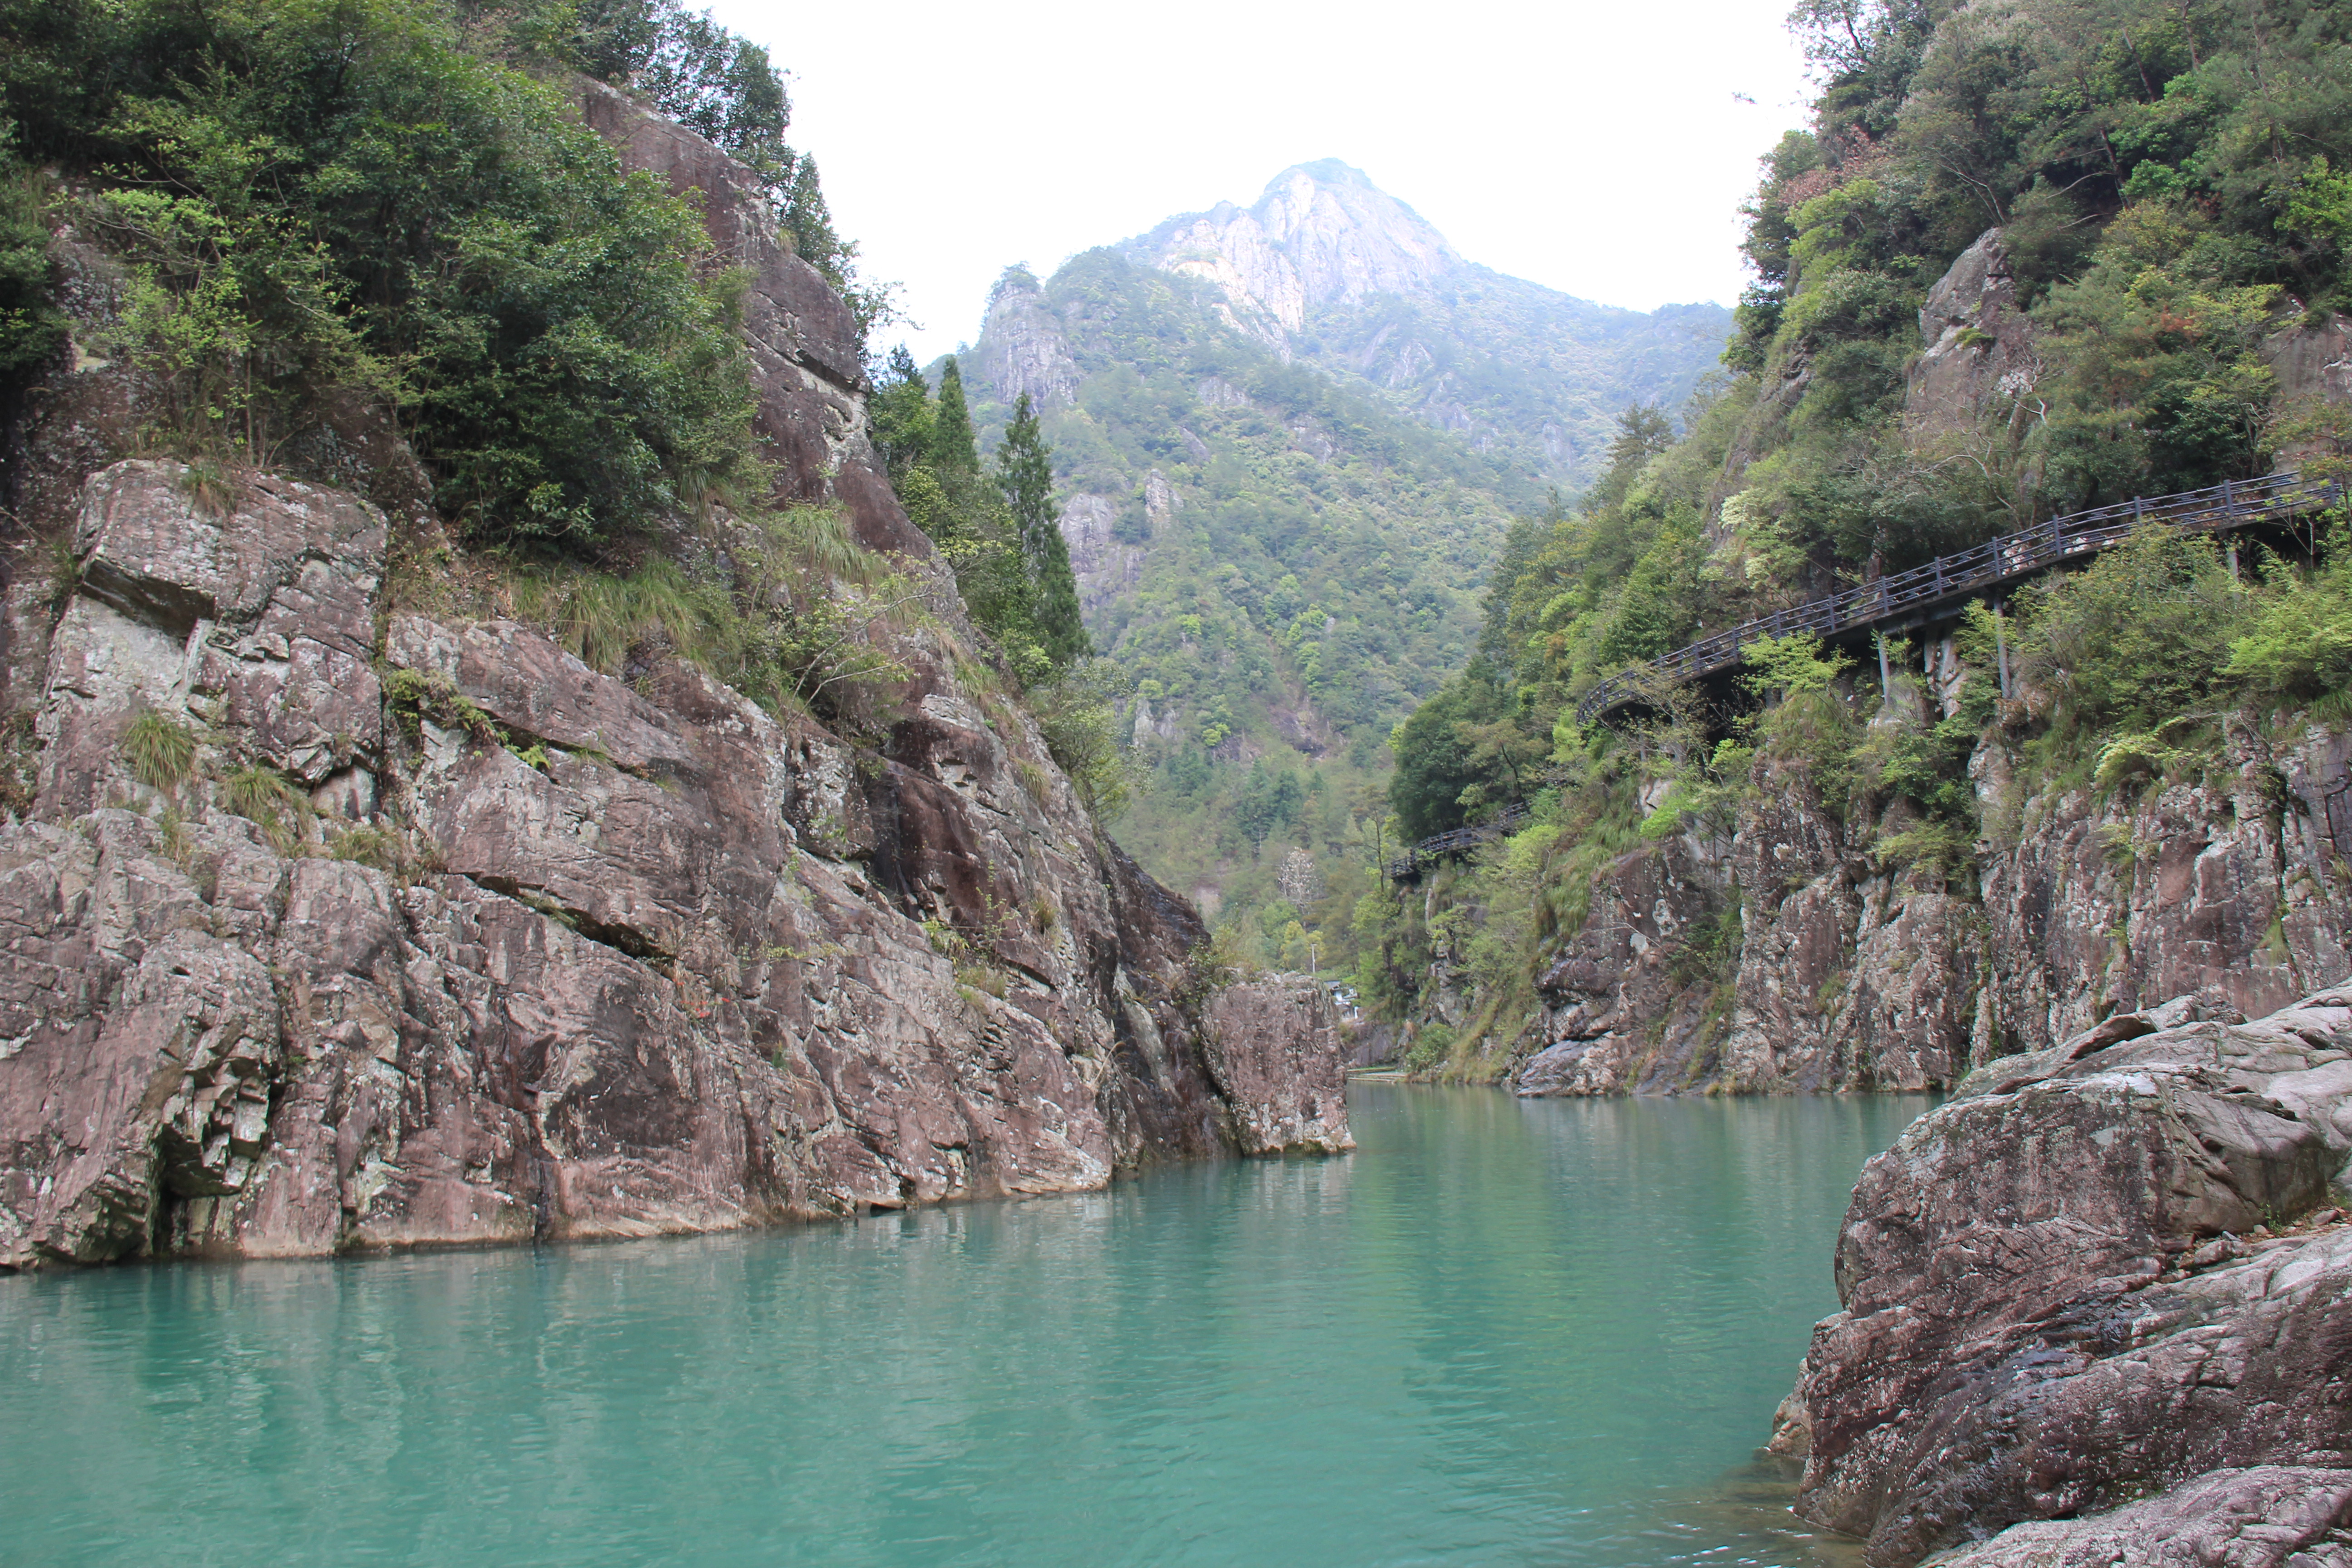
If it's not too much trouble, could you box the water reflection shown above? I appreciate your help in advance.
[0,1087,1926,1567]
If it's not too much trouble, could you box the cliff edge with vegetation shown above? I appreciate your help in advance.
[1362,0,2352,1096]
[0,0,1346,1269]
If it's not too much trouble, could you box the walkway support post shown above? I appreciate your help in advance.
[1993,602,2010,699]
[1877,632,1891,701]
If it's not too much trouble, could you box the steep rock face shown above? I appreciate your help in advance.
[1501,681,2350,1098]
[2264,309,2352,475]
[1980,723,2352,1056]
[1137,159,1459,342]
[1908,228,2040,437]
[572,77,939,572]
[1055,492,1145,616]
[1514,742,1986,1099]
[1513,833,1732,1096]
[1779,990,2352,1566]
[0,95,1349,1269]
[976,271,1083,411]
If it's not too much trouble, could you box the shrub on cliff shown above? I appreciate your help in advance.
[2225,533,2352,717]
[2008,528,2250,735]
[0,0,865,549]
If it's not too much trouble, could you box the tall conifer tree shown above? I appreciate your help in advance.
[997,391,1089,667]
[929,358,979,474]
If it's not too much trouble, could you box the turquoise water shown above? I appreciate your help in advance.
[0,1086,1927,1567]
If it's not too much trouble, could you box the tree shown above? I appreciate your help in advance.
[997,391,1088,666]
[869,345,931,478]
[779,154,848,284]
[929,357,978,474]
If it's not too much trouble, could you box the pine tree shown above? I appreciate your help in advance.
[929,357,979,474]
[780,154,848,287]
[997,391,1089,667]
[869,345,931,479]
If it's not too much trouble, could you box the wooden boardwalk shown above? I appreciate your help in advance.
[1384,468,2343,880]
[1574,469,2344,729]
[1384,802,1529,881]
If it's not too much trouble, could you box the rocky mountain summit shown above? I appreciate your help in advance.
[972,162,1730,488]
[1128,159,1461,343]
[1771,987,2352,1566]
[0,83,1349,1270]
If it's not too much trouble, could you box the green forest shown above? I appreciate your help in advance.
[1362,0,2352,1068]
[0,0,882,545]
[948,254,1550,970]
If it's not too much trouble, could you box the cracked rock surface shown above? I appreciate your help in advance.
[1777,990,2352,1565]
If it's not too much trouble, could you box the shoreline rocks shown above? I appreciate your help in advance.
[1776,989,2352,1565]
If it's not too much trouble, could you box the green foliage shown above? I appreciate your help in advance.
[1029,658,1137,819]
[119,710,196,793]
[218,762,309,853]
[1402,1021,1454,1073]
[998,392,1088,667]
[383,667,499,744]
[2,0,851,545]
[871,345,931,469]
[1740,632,1853,698]
[329,823,407,874]
[0,140,64,381]
[2224,531,2352,713]
[505,507,913,721]
[2008,527,2249,735]
[929,358,979,475]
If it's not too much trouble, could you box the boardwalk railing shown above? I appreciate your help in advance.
[1575,469,2345,728]
[1385,802,1530,880]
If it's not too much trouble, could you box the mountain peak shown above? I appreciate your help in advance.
[1129,162,1459,340]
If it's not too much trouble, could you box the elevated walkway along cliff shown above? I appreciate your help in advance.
[1387,469,2344,880]
[1576,468,2346,728]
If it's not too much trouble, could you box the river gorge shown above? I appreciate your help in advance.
[0,1088,1926,1566]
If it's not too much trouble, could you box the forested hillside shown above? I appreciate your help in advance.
[1368,0,2352,1077]
[928,172,1729,969]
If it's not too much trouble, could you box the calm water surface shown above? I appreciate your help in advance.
[0,1086,1929,1567]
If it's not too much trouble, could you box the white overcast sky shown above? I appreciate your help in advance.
[701,0,1817,362]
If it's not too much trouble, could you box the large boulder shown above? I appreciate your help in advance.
[1908,228,2039,436]
[1783,990,2352,1565]
[1202,976,1353,1155]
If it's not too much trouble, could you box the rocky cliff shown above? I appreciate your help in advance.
[1504,700,2352,1099]
[1770,987,2352,1566]
[1421,222,2352,1101]
[0,85,1349,1270]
